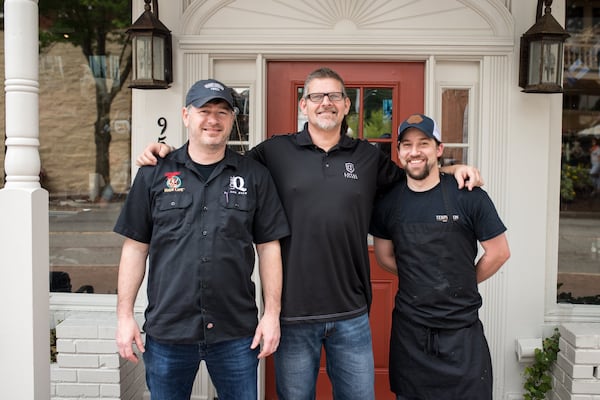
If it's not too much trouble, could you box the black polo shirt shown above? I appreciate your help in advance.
[248,124,403,324]
[114,144,290,344]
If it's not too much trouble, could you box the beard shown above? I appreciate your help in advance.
[406,161,433,181]
[312,109,341,131]
[313,117,341,132]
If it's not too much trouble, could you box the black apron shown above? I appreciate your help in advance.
[389,177,493,400]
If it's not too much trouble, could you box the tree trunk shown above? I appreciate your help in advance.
[94,80,112,200]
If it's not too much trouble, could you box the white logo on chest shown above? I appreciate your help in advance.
[344,162,358,180]
[229,176,248,193]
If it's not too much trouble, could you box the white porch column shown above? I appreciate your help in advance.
[0,0,49,399]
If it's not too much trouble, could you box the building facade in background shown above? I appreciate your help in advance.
[1,1,599,399]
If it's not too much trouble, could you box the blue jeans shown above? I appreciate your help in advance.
[274,313,375,400]
[143,335,259,400]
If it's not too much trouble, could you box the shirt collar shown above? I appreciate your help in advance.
[170,142,241,170]
[296,122,357,150]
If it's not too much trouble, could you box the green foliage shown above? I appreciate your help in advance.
[561,163,592,201]
[39,0,132,55]
[523,328,560,400]
[50,327,57,363]
[346,113,358,138]
[363,109,392,139]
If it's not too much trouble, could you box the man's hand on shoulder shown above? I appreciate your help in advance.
[441,164,484,191]
[136,142,174,166]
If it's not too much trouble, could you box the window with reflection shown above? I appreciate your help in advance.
[559,0,600,304]
[228,87,251,154]
[440,88,470,166]
[297,86,394,159]
[34,4,133,295]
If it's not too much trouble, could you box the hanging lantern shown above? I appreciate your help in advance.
[519,0,570,93]
[128,0,173,89]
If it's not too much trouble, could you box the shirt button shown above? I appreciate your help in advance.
[202,206,208,211]
[201,257,208,263]
[202,230,208,236]
[325,163,330,167]
[207,323,214,329]
[170,201,176,206]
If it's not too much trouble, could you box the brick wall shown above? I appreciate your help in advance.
[51,313,146,400]
[550,323,600,400]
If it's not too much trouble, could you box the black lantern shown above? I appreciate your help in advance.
[519,0,570,93]
[128,0,173,89]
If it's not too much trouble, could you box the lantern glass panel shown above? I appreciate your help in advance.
[152,36,165,81]
[528,41,543,85]
[134,35,153,80]
[553,42,564,84]
[542,41,560,84]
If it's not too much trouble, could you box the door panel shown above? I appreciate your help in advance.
[265,61,424,399]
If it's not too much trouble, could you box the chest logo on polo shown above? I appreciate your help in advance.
[343,162,358,180]
[229,175,248,194]
[164,171,185,192]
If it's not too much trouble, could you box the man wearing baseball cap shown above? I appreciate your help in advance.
[370,113,510,399]
[135,70,487,400]
[114,79,290,400]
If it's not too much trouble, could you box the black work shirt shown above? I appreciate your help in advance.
[248,124,403,324]
[114,144,290,344]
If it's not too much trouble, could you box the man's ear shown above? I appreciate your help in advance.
[437,142,444,158]
[182,106,190,127]
[344,96,351,115]
[298,97,308,116]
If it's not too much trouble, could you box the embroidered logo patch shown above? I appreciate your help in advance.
[435,215,449,223]
[229,175,248,194]
[344,162,358,180]
[205,81,226,92]
[435,214,460,223]
[164,171,185,192]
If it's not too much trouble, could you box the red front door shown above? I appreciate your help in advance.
[264,61,424,399]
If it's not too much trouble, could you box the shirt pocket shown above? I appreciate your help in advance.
[220,191,252,211]
[154,192,193,235]
[219,191,255,239]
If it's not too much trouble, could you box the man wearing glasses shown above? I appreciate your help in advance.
[137,67,482,399]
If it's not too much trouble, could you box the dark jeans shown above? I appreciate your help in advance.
[143,335,259,400]
[274,313,375,400]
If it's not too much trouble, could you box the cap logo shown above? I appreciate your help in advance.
[204,82,225,92]
[406,114,424,124]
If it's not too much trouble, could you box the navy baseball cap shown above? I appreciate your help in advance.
[398,114,442,143]
[185,79,234,110]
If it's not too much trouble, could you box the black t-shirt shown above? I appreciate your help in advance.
[370,174,507,326]
[114,144,290,343]
[248,124,403,323]
[371,174,506,242]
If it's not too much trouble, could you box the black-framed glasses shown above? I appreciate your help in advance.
[305,92,345,102]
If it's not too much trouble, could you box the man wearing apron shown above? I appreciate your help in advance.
[370,114,510,400]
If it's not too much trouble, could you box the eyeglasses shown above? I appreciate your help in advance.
[305,92,345,102]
